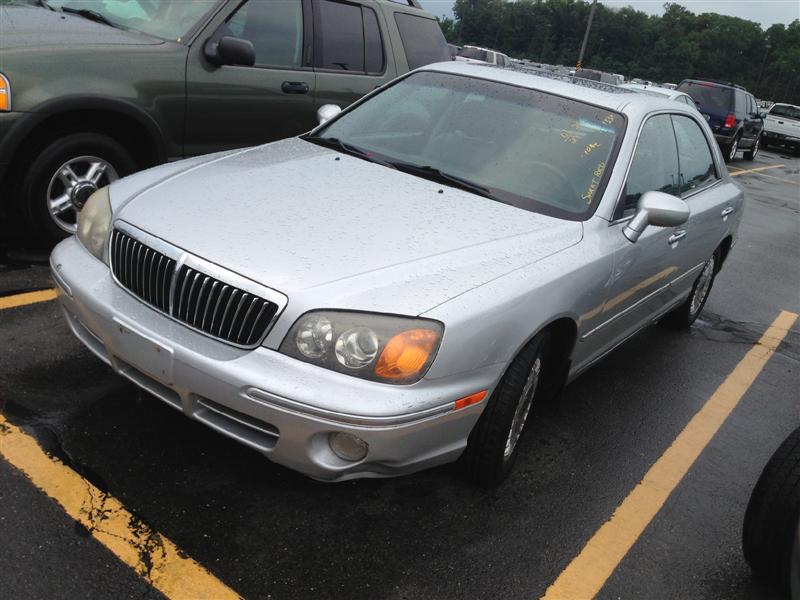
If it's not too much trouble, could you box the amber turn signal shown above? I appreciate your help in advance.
[0,74,10,112]
[454,390,487,411]
[374,328,439,380]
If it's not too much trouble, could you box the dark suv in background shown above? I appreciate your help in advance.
[677,79,765,163]
[0,0,450,245]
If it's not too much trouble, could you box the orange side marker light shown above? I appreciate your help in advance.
[454,390,487,411]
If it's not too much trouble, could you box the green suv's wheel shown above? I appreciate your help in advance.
[744,134,761,161]
[22,133,136,246]
[462,331,550,487]
[723,135,740,163]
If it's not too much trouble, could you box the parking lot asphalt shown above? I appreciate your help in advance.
[1,148,798,600]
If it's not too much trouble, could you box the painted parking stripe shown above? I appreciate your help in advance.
[541,309,799,600]
[0,289,58,310]
[0,412,241,600]
[728,164,785,176]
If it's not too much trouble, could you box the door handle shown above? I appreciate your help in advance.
[281,81,309,94]
[668,230,687,244]
[721,206,735,218]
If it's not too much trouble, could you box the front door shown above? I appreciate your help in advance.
[185,0,317,157]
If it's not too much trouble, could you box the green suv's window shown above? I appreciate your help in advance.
[227,0,304,68]
[47,0,218,42]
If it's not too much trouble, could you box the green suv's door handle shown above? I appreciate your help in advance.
[282,81,309,95]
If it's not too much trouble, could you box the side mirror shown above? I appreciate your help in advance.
[317,104,342,125]
[623,191,690,243]
[204,36,256,67]
[759,111,768,119]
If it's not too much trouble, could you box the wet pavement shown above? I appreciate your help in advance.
[1,149,798,599]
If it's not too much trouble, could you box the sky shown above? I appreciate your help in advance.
[422,0,800,29]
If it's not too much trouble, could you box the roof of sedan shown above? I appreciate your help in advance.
[421,61,686,116]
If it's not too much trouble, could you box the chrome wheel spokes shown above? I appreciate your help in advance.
[690,256,715,317]
[46,156,118,233]
[504,356,541,459]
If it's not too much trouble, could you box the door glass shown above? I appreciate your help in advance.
[672,115,717,195]
[394,13,451,70]
[227,0,303,68]
[316,0,365,72]
[621,115,679,216]
[734,90,746,118]
[363,7,385,73]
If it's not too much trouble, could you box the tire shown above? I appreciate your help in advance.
[462,330,551,487]
[743,426,800,594]
[20,132,136,247]
[662,249,719,329]
[744,134,761,161]
[723,135,740,163]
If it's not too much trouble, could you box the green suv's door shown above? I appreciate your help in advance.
[184,0,317,156]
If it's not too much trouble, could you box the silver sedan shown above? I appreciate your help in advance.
[51,62,743,485]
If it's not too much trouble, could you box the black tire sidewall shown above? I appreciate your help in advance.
[22,132,136,247]
[463,331,551,487]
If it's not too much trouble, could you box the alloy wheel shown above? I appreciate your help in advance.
[690,255,716,317]
[504,355,541,459]
[46,155,119,234]
[729,137,739,161]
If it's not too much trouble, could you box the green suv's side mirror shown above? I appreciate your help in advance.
[204,36,256,68]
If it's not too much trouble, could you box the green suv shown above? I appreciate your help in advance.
[0,0,449,245]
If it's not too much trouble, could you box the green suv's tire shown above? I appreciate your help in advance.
[462,331,551,487]
[743,426,800,594]
[744,134,761,161]
[21,132,136,247]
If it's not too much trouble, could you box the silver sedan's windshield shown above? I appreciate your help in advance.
[45,0,218,41]
[315,71,625,220]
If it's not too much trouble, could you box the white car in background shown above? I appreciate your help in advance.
[621,83,696,108]
[762,103,800,155]
[456,45,511,67]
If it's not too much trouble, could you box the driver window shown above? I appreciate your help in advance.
[226,0,304,68]
[620,114,679,217]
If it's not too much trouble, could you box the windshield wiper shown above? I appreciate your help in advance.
[389,162,503,202]
[305,136,397,169]
[61,6,120,28]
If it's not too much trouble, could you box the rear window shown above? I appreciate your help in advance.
[393,13,451,70]
[769,104,800,120]
[678,82,733,115]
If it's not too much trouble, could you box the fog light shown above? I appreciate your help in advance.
[329,432,368,462]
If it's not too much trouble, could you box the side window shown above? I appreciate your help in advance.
[314,0,384,74]
[393,13,451,70]
[671,115,718,195]
[227,0,304,68]
[621,115,679,216]
[734,90,746,119]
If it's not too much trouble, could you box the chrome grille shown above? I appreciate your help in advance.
[110,229,175,313]
[110,229,279,347]
[172,266,278,346]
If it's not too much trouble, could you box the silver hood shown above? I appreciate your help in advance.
[114,138,583,315]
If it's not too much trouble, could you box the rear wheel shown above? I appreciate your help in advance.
[723,135,740,163]
[21,132,136,247]
[744,134,761,161]
[462,331,550,487]
[663,250,718,329]
[743,426,800,594]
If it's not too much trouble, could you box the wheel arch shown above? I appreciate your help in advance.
[2,96,168,201]
[717,235,734,271]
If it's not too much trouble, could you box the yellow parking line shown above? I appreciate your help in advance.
[0,289,58,310]
[0,412,241,600]
[729,164,785,176]
[541,309,799,600]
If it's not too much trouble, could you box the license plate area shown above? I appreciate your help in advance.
[112,318,174,385]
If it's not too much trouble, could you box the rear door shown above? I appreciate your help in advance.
[311,0,398,112]
[185,0,317,156]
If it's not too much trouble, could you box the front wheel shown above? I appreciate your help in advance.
[20,132,136,247]
[663,250,718,329]
[462,331,550,487]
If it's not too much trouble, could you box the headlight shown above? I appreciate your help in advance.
[76,186,112,263]
[0,73,10,112]
[279,310,443,384]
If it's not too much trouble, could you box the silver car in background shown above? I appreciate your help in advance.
[51,62,744,485]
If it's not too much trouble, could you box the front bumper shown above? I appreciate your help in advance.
[50,237,501,481]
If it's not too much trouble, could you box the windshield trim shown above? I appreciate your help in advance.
[310,69,628,222]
